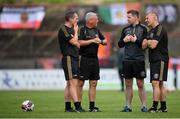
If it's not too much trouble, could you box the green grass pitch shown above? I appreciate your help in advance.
[0,90,180,118]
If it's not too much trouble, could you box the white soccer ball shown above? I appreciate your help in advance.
[21,100,34,112]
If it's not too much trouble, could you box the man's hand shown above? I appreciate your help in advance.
[130,34,137,42]
[123,34,132,43]
[93,37,101,44]
[142,39,148,49]
[75,42,80,49]
[69,23,79,48]
[101,39,107,45]
[147,39,159,49]
[73,23,79,32]
[102,39,107,45]
[147,40,152,48]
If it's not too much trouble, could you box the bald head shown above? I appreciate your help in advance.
[145,12,159,28]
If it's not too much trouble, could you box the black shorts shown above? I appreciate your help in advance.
[150,60,168,83]
[123,61,146,79]
[62,56,79,80]
[79,56,100,80]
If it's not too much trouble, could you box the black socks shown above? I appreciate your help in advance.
[74,102,81,110]
[160,101,167,109]
[65,102,71,110]
[89,101,95,109]
[152,101,158,109]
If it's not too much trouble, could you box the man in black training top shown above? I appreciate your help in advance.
[118,10,148,112]
[78,12,107,112]
[58,10,84,112]
[143,12,169,113]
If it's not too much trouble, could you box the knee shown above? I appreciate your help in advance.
[69,79,78,87]
[90,80,97,88]
[137,82,144,89]
[152,81,159,87]
[125,80,132,88]
[78,80,84,88]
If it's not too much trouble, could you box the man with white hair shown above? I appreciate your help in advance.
[143,12,169,112]
[78,12,107,112]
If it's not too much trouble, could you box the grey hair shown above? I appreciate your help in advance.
[85,12,97,21]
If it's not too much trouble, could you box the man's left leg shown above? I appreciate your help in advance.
[159,81,168,112]
[136,79,147,112]
[159,61,168,112]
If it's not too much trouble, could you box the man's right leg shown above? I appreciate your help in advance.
[121,79,133,112]
[64,82,71,102]
[89,80,100,112]
[69,79,82,112]
[121,61,133,112]
[149,80,160,112]
[64,81,74,112]
[149,61,163,112]
[69,79,79,101]
[125,79,133,108]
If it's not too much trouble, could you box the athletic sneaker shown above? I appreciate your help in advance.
[158,108,168,112]
[141,106,148,112]
[65,107,76,112]
[75,107,86,113]
[148,107,158,113]
[121,106,132,112]
[89,107,101,112]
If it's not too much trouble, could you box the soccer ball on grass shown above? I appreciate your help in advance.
[21,100,34,112]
